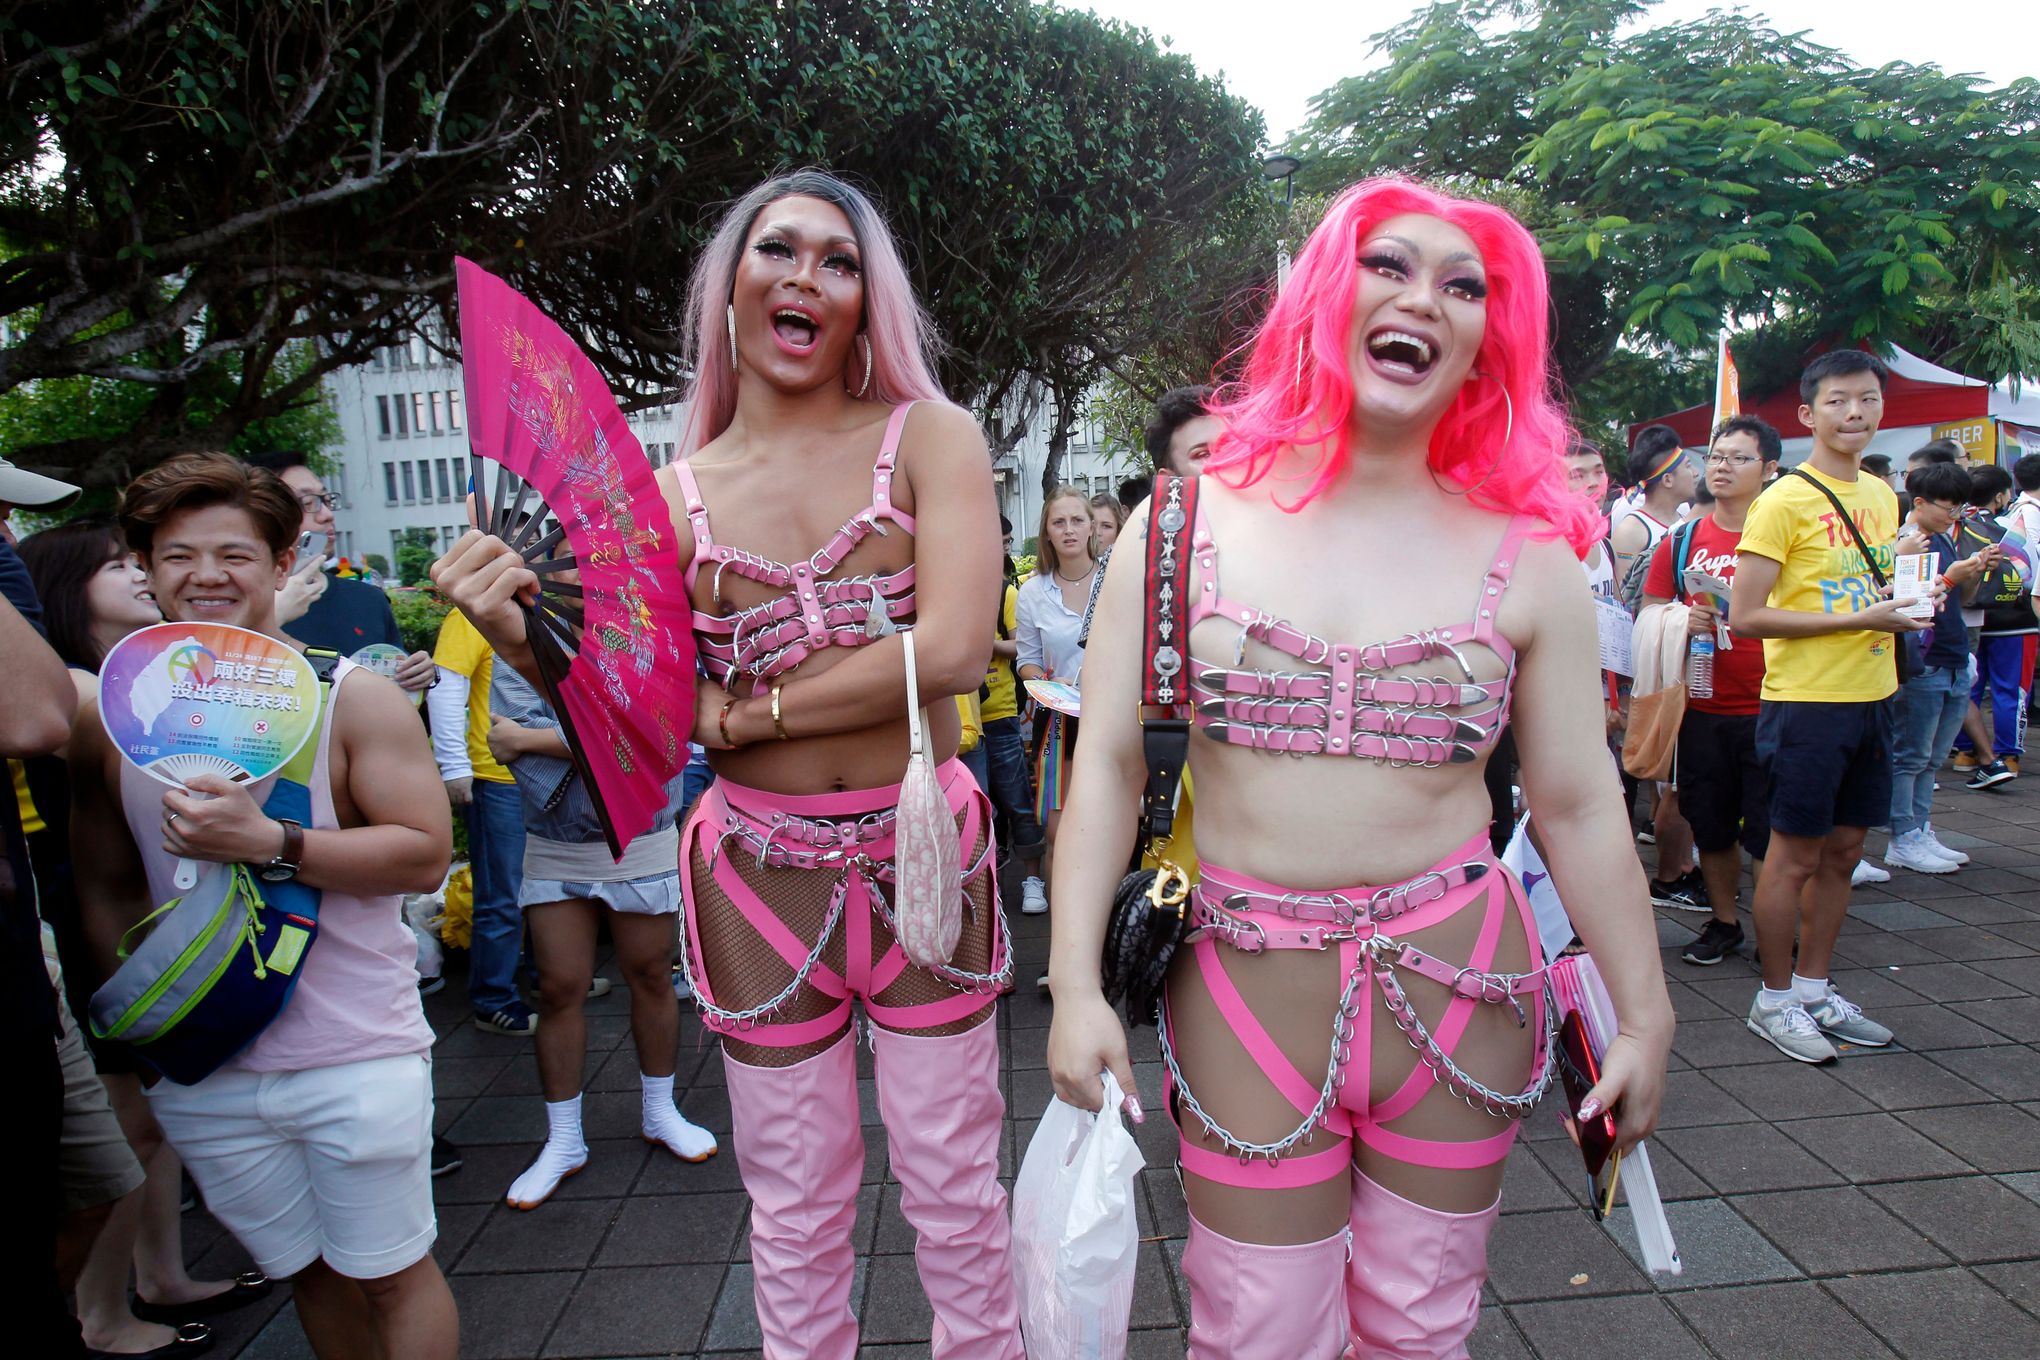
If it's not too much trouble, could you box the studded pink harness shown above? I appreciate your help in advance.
[672,402,919,695]
[1185,503,1535,765]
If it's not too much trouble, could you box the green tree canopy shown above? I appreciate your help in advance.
[1293,0,2040,428]
[1,0,1264,487]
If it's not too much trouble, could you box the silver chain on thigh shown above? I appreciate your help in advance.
[676,873,850,1033]
[1372,963,1559,1119]
[865,875,1016,995]
[1160,946,1557,1167]
[1158,962,1370,1167]
[682,815,1012,1024]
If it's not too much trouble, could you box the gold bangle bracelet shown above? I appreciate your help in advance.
[717,698,737,749]
[770,683,790,741]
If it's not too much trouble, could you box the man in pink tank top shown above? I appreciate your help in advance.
[69,455,459,1358]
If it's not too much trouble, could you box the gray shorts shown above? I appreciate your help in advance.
[521,870,682,915]
[57,995,145,1213]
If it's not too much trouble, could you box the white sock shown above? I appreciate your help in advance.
[641,1072,718,1162]
[1758,986,1797,1010]
[1791,974,1829,1004]
[506,1096,588,1208]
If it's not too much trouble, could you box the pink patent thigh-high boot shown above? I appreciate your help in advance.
[1345,1172,1499,1360]
[724,1033,865,1360]
[870,1018,1024,1359]
[1180,1212,1348,1359]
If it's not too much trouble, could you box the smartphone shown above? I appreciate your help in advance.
[293,531,327,578]
[1556,1009,1622,1217]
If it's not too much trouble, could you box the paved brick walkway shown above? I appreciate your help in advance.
[192,769,2040,1358]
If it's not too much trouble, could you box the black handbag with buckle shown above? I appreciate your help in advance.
[1099,472,1199,1027]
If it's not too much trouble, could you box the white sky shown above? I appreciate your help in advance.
[1062,0,2038,145]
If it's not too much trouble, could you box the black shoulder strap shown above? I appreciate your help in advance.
[1135,474,1197,845]
[1788,468,1887,590]
[303,647,343,683]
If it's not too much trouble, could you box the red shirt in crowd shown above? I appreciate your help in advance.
[1643,515,1765,717]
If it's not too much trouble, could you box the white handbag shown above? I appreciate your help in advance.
[893,631,962,967]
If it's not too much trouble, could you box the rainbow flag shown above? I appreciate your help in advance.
[1712,332,1741,432]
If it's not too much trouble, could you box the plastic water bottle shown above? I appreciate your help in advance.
[1687,632,1715,699]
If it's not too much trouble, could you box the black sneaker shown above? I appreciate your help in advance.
[1681,919,1744,966]
[1651,869,1711,913]
[1967,759,2017,790]
[430,1135,463,1178]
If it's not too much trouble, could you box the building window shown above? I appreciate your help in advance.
[412,393,429,435]
[429,390,445,434]
[400,462,416,503]
[375,396,391,440]
[409,336,426,368]
[383,464,398,505]
[435,459,452,501]
[443,525,459,549]
[394,397,409,437]
[370,349,384,372]
[448,389,464,431]
[416,460,433,502]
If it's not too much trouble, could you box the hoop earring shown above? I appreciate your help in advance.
[1430,371,1513,498]
[726,304,738,371]
[851,334,873,398]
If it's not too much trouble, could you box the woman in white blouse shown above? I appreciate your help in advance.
[1014,485,1095,927]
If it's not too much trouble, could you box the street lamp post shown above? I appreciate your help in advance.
[1261,154,1304,289]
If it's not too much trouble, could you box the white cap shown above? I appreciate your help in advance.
[0,455,81,510]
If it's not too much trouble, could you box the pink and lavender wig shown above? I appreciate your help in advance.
[1206,178,1599,556]
[677,170,948,457]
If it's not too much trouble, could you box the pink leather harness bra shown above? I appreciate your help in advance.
[1186,503,1536,765]
[673,402,919,694]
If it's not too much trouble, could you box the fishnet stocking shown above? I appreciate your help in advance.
[689,804,998,1068]
[1166,876,1540,1241]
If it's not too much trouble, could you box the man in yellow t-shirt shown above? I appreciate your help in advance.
[1730,350,1934,1064]
[427,608,532,1033]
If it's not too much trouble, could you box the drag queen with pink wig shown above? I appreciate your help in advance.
[437,170,1017,1359]
[1047,179,1674,1358]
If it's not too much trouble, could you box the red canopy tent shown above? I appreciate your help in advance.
[1629,347,1989,450]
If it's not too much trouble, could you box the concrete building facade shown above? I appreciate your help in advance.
[317,336,1135,571]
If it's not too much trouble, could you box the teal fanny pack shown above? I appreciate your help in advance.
[89,781,324,1085]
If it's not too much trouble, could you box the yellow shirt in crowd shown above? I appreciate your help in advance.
[431,609,513,783]
[982,583,1020,722]
[1736,463,1902,704]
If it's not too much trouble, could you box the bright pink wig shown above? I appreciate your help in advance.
[677,170,948,457]
[1206,178,1598,556]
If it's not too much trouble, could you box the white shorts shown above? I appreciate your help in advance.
[146,1051,437,1280]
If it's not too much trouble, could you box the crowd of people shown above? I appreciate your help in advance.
[3,162,2032,1360]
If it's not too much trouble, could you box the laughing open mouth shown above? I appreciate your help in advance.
[1367,328,1436,376]
[772,307,818,351]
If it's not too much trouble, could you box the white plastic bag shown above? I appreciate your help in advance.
[1012,1072,1145,1360]
[403,885,445,981]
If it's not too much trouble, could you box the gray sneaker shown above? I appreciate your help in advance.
[1746,996,1838,1064]
[1805,988,1893,1048]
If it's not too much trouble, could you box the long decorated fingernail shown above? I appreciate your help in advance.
[1577,1097,1603,1122]
[1124,1095,1146,1125]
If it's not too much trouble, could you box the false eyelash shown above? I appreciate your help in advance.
[1358,251,1411,274]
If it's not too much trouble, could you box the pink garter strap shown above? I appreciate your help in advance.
[1160,831,1554,1189]
[679,759,1008,1042]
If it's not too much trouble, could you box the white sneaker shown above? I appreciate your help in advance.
[1746,996,1839,1064]
[1021,876,1049,915]
[1850,859,1892,886]
[1884,829,1960,875]
[1921,824,1969,865]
